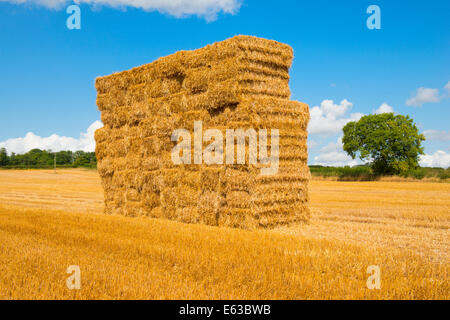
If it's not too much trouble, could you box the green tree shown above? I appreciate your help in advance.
[9,152,17,165]
[73,155,89,167]
[26,149,53,166]
[73,151,97,168]
[56,150,74,165]
[342,113,425,175]
[0,148,8,166]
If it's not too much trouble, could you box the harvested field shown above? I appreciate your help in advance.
[0,169,448,299]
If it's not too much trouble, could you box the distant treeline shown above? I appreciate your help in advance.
[309,165,450,181]
[1,148,448,180]
[0,148,96,169]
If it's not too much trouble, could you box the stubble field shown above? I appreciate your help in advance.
[0,169,448,299]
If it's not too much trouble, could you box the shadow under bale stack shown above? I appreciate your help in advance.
[95,35,310,229]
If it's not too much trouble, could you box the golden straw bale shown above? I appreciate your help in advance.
[197,191,221,226]
[95,35,310,229]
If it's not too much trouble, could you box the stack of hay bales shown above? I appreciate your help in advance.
[95,35,310,229]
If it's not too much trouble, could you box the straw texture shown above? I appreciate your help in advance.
[95,35,310,229]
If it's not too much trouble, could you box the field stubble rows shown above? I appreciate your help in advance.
[0,169,448,299]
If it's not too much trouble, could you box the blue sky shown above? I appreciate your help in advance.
[0,0,449,167]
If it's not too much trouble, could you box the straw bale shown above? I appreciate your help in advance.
[197,191,221,225]
[95,35,310,229]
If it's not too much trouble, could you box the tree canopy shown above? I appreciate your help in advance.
[0,148,8,166]
[342,113,425,175]
[0,149,96,168]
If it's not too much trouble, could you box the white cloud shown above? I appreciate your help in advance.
[374,102,394,114]
[0,0,241,21]
[313,137,361,167]
[406,87,440,107]
[0,121,103,155]
[307,139,317,149]
[445,81,450,93]
[423,129,450,142]
[308,99,364,135]
[419,151,450,168]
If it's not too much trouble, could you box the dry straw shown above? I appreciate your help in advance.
[95,35,310,229]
